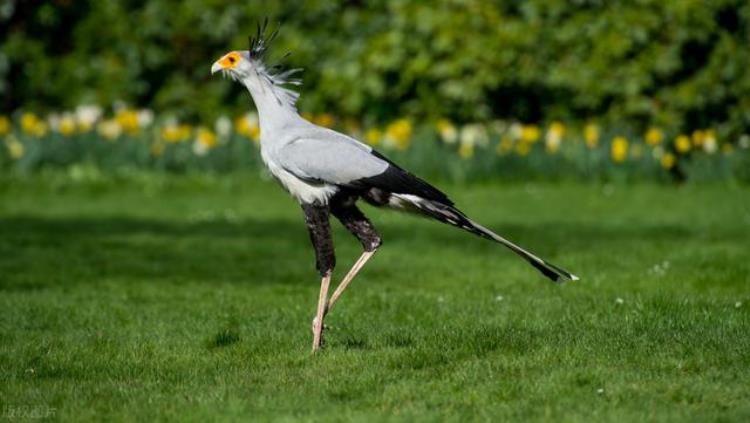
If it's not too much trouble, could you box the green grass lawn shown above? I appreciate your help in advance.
[1,173,749,421]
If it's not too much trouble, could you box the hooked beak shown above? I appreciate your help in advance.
[211,52,241,76]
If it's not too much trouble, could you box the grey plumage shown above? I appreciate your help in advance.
[211,24,578,283]
[278,131,388,186]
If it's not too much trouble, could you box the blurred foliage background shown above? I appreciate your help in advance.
[3,0,750,134]
[1,0,749,182]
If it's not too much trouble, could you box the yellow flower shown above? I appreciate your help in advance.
[365,128,382,146]
[314,113,336,128]
[77,121,94,133]
[21,113,38,133]
[20,112,48,137]
[645,127,664,146]
[436,118,458,144]
[193,127,217,156]
[548,121,566,137]
[161,123,192,143]
[584,123,599,148]
[611,136,628,163]
[496,136,513,155]
[59,114,77,136]
[544,121,565,154]
[0,115,10,135]
[458,142,474,159]
[520,125,540,143]
[674,135,691,154]
[515,141,531,157]
[235,114,260,142]
[115,109,140,135]
[97,119,121,140]
[691,130,704,147]
[660,152,676,169]
[385,119,412,150]
[5,136,24,159]
[196,127,217,148]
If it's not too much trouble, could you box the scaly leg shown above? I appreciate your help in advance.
[326,198,382,318]
[312,272,331,351]
[326,250,377,314]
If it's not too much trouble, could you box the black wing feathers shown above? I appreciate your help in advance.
[353,150,454,206]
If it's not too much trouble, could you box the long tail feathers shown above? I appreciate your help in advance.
[393,194,579,283]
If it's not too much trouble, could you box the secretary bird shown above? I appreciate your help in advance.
[211,22,578,351]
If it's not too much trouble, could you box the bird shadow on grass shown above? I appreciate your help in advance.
[0,214,702,292]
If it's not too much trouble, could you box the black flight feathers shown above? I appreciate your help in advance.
[354,150,455,207]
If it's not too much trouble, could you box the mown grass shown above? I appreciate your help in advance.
[1,173,748,421]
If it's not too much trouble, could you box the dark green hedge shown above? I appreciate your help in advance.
[2,0,749,137]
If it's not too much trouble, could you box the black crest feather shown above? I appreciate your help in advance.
[246,19,303,107]
[248,17,280,60]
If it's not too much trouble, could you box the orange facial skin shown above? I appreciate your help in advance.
[218,52,241,70]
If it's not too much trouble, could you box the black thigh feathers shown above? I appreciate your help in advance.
[301,203,335,276]
[301,194,383,277]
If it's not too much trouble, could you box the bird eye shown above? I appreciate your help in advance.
[228,56,236,64]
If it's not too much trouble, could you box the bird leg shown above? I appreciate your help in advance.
[327,198,382,317]
[326,250,376,314]
[312,271,331,351]
[302,203,336,352]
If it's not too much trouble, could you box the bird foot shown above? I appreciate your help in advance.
[311,317,327,350]
[311,317,328,334]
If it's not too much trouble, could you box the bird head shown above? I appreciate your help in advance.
[211,50,252,81]
[211,19,302,107]
[211,18,280,81]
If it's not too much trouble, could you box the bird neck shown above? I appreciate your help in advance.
[241,74,302,133]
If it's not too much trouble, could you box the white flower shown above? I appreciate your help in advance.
[739,135,750,149]
[137,109,154,127]
[615,298,624,305]
[597,388,604,394]
[47,113,61,131]
[545,133,562,152]
[460,123,488,147]
[75,104,102,127]
[215,115,232,138]
[703,136,717,154]
[439,124,458,144]
[736,301,742,308]
[495,295,504,302]
[97,119,121,140]
[193,140,209,156]
[509,122,523,139]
